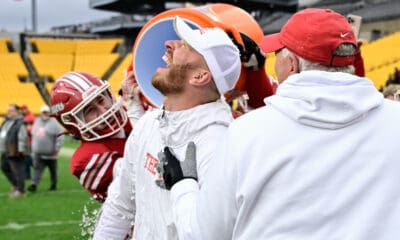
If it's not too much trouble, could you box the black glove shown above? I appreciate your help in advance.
[231,32,266,71]
[155,142,197,190]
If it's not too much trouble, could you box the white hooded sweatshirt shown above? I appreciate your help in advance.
[93,100,233,240]
[171,71,400,240]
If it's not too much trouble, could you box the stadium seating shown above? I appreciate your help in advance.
[74,53,119,78]
[75,38,122,55]
[3,30,400,117]
[0,38,123,116]
[29,38,122,81]
[0,38,11,53]
[0,48,45,115]
[362,32,400,88]
[30,38,76,54]
[29,39,75,82]
[265,53,277,81]
[46,82,54,96]
[29,53,74,81]
[0,53,28,77]
[107,53,133,95]
[366,61,400,90]
[361,32,400,72]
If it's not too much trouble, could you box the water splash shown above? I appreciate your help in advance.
[74,197,134,239]
[77,197,102,240]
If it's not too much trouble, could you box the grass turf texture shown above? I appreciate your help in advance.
[0,136,101,240]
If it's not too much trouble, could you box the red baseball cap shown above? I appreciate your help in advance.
[260,8,357,67]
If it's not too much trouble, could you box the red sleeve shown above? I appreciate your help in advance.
[354,51,365,77]
[70,141,124,202]
[245,68,275,109]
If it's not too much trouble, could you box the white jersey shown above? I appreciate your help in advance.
[171,71,400,240]
[93,100,233,240]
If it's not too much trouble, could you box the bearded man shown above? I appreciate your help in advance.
[92,16,241,240]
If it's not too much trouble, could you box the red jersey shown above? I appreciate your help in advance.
[70,137,127,202]
[70,119,133,202]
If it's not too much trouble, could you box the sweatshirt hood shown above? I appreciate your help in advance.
[158,100,233,147]
[265,71,383,129]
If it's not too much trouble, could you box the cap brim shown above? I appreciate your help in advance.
[260,33,284,53]
[173,16,200,52]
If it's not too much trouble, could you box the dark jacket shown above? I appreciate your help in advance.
[1,118,26,158]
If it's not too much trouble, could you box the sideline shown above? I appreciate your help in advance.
[0,220,81,230]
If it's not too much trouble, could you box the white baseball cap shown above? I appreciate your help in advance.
[40,105,50,113]
[173,16,241,95]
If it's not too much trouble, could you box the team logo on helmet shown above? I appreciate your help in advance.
[50,103,65,115]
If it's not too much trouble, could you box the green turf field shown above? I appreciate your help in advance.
[0,136,101,240]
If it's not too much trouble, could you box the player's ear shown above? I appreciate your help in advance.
[288,52,300,74]
[190,69,212,87]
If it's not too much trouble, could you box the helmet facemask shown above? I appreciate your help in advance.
[60,82,128,141]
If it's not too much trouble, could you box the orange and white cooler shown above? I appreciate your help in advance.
[132,3,263,108]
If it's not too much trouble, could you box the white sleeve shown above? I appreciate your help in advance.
[122,97,145,126]
[92,133,137,239]
[171,125,238,240]
[171,179,201,240]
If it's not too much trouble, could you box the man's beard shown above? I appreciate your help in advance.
[151,64,189,95]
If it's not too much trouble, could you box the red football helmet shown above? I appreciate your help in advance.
[50,72,128,141]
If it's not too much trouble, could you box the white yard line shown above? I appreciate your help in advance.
[0,146,91,232]
[0,220,81,230]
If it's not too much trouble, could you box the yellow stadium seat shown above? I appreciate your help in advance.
[75,39,123,55]
[29,53,73,80]
[0,53,29,77]
[363,32,400,89]
[361,32,400,72]
[0,38,11,53]
[29,38,75,54]
[107,53,133,95]
[265,53,277,81]
[366,61,400,89]
[73,54,119,78]
[0,70,45,115]
[0,38,125,116]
